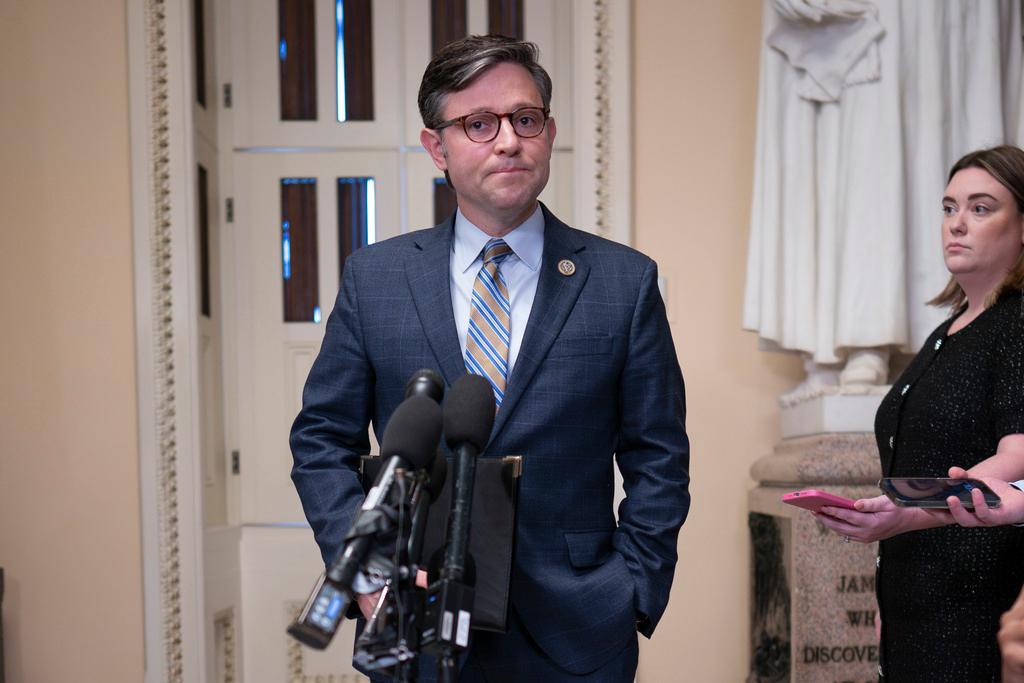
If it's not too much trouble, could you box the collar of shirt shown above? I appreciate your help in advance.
[452,204,545,273]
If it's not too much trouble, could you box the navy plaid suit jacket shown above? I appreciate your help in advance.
[290,205,690,675]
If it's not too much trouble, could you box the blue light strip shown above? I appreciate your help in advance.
[336,0,347,122]
[282,220,292,280]
[366,178,376,245]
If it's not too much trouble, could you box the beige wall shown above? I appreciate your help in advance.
[634,1,804,680]
[0,1,145,681]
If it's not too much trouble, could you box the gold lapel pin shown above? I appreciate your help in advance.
[557,259,576,276]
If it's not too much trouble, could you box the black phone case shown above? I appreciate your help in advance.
[879,477,1001,509]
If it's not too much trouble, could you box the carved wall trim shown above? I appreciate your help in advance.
[131,0,205,679]
[145,2,185,680]
[592,0,611,236]
[285,601,369,683]
[573,0,632,246]
[214,609,237,683]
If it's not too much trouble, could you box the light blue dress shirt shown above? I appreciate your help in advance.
[451,205,544,378]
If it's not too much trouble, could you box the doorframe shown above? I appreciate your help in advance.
[127,1,632,680]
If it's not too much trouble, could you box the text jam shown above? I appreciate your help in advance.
[836,574,874,594]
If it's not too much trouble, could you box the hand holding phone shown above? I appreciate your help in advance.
[782,489,857,513]
[879,477,1001,509]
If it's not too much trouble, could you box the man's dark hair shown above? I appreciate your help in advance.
[418,35,553,129]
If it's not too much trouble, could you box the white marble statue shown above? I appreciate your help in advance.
[744,0,1024,388]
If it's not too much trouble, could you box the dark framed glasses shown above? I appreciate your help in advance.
[435,107,550,143]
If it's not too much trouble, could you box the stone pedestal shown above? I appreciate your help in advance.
[748,389,885,683]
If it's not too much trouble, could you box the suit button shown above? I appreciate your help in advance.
[889,436,894,449]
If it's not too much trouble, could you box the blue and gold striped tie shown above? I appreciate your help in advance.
[465,239,513,407]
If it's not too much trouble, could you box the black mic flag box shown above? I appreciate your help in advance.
[360,455,522,633]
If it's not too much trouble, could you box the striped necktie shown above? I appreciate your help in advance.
[465,238,514,407]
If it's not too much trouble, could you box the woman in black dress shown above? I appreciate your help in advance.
[815,145,1024,681]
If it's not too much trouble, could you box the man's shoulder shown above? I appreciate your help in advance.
[550,220,654,272]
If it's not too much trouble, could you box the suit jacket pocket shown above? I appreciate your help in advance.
[565,529,614,568]
[548,336,614,359]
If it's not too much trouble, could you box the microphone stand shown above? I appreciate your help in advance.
[395,465,442,682]
[419,373,493,682]
[422,447,478,683]
[353,467,437,682]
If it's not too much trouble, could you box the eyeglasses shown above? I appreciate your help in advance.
[434,107,550,143]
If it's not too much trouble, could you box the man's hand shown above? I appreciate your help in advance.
[944,467,1024,527]
[1002,587,1024,682]
[357,591,382,620]
[356,572,428,620]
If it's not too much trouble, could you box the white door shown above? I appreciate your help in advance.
[230,0,575,525]
[220,1,578,680]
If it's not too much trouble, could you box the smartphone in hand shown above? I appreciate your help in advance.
[782,489,857,513]
[878,477,1001,509]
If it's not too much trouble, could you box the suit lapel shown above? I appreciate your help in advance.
[490,207,589,440]
[405,219,467,387]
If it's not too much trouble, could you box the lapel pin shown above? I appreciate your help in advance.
[557,259,576,276]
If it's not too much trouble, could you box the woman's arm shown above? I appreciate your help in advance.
[965,434,1024,479]
[943,434,1024,526]
[814,436,1024,538]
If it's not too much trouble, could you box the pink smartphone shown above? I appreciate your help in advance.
[782,489,857,512]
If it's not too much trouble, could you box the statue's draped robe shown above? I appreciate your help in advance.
[744,0,1024,364]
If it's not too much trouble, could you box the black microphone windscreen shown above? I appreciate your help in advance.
[425,450,448,500]
[380,394,442,470]
[404,368,445,403]
[443,374,495,451]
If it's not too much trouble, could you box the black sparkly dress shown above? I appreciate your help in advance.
[875,291,1024,681]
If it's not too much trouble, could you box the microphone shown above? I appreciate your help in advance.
[335,394,440,587]
[287,394,442,650]
[405,368,444,403]
[350,371,448,673]
[441,374,495,581]
[421,374,495,661]
[398,369,444,562]
[407,450,447,563]
[353,443,450,673]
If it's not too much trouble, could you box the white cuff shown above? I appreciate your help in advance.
[1010,481,1024,527]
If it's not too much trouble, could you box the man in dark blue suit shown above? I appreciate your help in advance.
[290,35,690,681]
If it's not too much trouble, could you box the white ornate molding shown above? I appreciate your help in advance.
[592,0,612,235]
[129,0,206,680]
[214,609,237,683]
[574,0,632,245]
[146,2,185,678]
[285,601,369,683]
